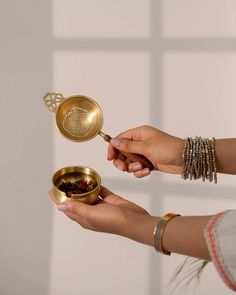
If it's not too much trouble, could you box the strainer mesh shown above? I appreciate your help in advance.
[62,107,95,137]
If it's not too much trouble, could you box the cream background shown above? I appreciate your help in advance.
[1,1,236,294]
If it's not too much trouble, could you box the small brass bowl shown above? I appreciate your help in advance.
[52,166,101,204]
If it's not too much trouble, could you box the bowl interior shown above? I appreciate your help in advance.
[56,96,104,142]
[53,166,100,197]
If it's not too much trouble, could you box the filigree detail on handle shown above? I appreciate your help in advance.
[43,92,65,113]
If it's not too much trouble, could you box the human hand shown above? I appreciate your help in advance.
[49,186,158,246]
[107,125,184,178]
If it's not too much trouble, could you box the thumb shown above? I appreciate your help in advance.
[110,137,145,155]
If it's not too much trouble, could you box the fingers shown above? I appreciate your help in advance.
[133,168,151,178]
[48,187,126,232]
[107,128,142,161]
[57,200,92,222]
[99,185,113,198]
[110,137,145,155]
[112,159,143,172]
[111,158,151,178]
[48,190,90,216]
[128,162,143,172]
[107,144,117,161]
[108,137,151,175]
[107,128,150,175]
[48,186,123,210]
[112,158,128,171]
[100,185,125,205]
[114,125,150,141]
[107,144,126,162]
[107,125,154,161]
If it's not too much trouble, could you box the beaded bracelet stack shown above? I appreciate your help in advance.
[181,137,217,184]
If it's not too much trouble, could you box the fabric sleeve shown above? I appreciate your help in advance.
[204,210,236,291]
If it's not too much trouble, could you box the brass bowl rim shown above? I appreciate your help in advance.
[52,165,101,198]
[55,95,104,142]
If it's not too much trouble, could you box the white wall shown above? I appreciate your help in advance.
[0,1,53,294]
[1,1,236,295]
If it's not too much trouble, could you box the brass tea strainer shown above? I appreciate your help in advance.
[43,92,154,170]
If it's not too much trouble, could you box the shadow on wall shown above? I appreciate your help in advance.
[0,1,52,294]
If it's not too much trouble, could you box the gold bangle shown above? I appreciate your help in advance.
[153,213,181,255]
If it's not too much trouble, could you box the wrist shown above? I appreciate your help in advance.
[175,138,185,168]
[122,213,160,246]
[166,137,185,174]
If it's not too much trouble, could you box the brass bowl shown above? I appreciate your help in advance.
[52,166,101,204]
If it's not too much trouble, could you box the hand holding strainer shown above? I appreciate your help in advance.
[43,92,154,170]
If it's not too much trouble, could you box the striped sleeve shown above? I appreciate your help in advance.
[204,210,236,291]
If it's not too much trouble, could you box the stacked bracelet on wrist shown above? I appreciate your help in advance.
[182,137,217,184]
[153,213,181,255]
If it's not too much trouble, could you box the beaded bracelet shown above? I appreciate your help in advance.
[182,137,217,184]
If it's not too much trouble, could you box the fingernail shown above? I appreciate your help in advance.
[142,168,150,176]
[111,138,121,148]
[132,163,142,171]
[57,203,69,212]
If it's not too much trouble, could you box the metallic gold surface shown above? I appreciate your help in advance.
[52,166,101,204]
[43,92,154,170]
[153,213,181,255]
[43,92,66,113]
[55,95,104,142]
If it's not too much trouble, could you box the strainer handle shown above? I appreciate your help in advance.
[100,132,154,171]
[43,92,66,113]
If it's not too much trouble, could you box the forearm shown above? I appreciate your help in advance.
[124,214,211,260]
[215,139,236,174]
[161,215,211,260]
